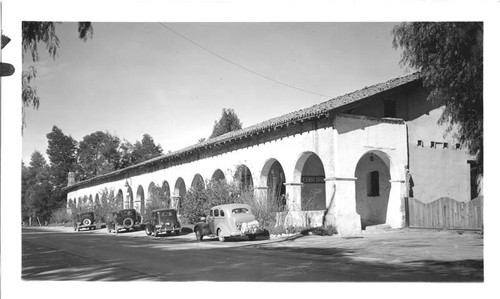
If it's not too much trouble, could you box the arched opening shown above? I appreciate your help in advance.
[83,195,88,206]
[212,169,226,182]
[234,164,254,192]
[95,194,100,205]
[294,152,326,211]
[89,195,93,206]
[136,185,145,215]
[261,159,286,209]
[162,181,171,207]
[125,186,134,209]
[355,152,391,229]
[191,174,205,190]
[174,178,186,209]
[147,182,156,202]
[116,189,124,209]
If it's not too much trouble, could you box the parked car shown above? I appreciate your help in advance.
[194,203,264,242]
[73,211,97,231]
[144,209,181,237]
[107,209,142,233]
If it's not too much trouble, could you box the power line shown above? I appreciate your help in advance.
[158,23,332,98]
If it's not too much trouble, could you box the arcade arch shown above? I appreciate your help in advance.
[294,152,326,211]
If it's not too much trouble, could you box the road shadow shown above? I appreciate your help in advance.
[22,231,483,282]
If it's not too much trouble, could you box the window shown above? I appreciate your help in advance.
[367,171,380,197]
[417,140,424,147]
[456,143,462,150]
[384,100,397,118]
[232,208,249,214]
[210,210,213,216]
[220,210,225,217]
[214,209,219,217]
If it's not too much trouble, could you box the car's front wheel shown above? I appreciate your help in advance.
[217,229,225,242]
[195,228,203,241]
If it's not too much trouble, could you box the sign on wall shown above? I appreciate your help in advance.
[301,176,325,184]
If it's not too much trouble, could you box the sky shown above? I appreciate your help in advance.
[21,22,408,164]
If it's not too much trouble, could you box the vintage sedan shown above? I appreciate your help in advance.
[107,209,142,233]
[145,209,181,237]
[73,211,97,231]
[194,203,263,242]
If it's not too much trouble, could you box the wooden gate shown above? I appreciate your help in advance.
[407,196,483,230]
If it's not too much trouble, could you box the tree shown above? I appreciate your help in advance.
[22,22,93,130]
[133,134,163,163]
[118,134,163,168]
[392,22,483,173]
[209,108,243,138]
[46,126,78,204]
[77,131,121,180]
[22,151,55,224]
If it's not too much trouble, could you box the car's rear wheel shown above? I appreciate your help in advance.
[123,218,134,229]
[195,228,203,241]
[217,228,225,242]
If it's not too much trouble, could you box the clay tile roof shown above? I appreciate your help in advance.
[64,72,421,191]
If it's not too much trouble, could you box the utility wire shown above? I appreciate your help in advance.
[158,23,332,98]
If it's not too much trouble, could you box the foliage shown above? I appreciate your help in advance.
[180,180,239,224]
[94,188,121,223]
[392,22,483,173]
[77,131,121,180]
[50,207,72,224]
[119,134,163,168]
[22,22,93,130]
[22,151,55,223]
[46,126,78,205]
[209,108,243,138]
[238,190,287,227]
[143,184,171,222]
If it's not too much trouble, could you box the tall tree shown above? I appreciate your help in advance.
[46,126,78,204]
[133,134,163,163]
[392,22,483,173]
[209,108,243,138]
[77,131,121,180]
[23,151,55,224]
[118,134,163,168]
[22,22,93,130]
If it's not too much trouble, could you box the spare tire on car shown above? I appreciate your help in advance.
[123,217,134,229]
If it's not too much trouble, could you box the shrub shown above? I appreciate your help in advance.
[143,184,171,222]
[238,190,287,227]
[50,207,72,224]
[180,179,239,224]
[300,226,337,236]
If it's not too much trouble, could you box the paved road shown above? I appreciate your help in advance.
[22,226,483,282]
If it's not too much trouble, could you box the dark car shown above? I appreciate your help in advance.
[145,209,181,237]
[73,211,97,231]
[107,209,142,233]
[194,204,264,242]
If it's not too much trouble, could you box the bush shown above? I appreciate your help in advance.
[180,180,239,224]
[50,207,72,224]
[143,184,170,222]
[239,190,287,227]
[300,226,337,236]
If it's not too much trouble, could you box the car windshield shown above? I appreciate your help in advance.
[160,211,174,217]
[232,208,249,214]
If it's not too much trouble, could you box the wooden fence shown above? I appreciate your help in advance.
[407,196,483,230]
